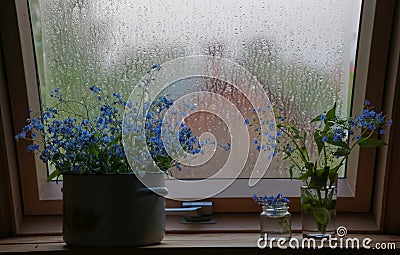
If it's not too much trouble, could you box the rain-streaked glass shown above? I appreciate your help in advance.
[28,0,362,178]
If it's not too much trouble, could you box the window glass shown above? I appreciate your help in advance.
[28,0,362,179]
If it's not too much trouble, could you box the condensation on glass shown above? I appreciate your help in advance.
[28,0,362,179]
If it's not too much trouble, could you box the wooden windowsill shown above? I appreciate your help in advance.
[2,213,399,253]
[16,212,381,236]
[0,233,399,254]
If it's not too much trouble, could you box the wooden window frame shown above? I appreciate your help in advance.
[0,0,399,235]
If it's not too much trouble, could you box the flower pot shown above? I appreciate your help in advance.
[301,185,337,238]
[62,173,166,247]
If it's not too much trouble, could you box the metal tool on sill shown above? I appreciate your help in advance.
[165,201,216,224]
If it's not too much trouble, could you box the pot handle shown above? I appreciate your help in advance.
[135,187,168,197]
[148,187,169,196]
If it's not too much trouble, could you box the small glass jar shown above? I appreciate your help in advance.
[260,204,291,240]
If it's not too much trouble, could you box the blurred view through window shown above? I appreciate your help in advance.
[28,0,362,179]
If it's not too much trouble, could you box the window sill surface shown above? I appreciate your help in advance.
[0,233,399,254]
[16,212,380,236]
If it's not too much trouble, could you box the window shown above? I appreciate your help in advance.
[29,0,361,174]
[7,0,395,216]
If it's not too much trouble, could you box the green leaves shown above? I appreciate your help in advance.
[301,187,336,234]
[88,143,99,156]
[311,114,323,123]
[47,169,60,182]
[311,103,336,125]
[325,103,337,126]
[312,207,331,234]
[309,171,329,190]
[326,138,349,149]
[298,171,311,181]
[358,138,387,147]
[314,131,324,154]
[333,147,350,157]
[289,164,295,180]
[278,217,291,234]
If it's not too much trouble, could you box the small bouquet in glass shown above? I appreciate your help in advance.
[253,194,291,240]
[274,101,391,237]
